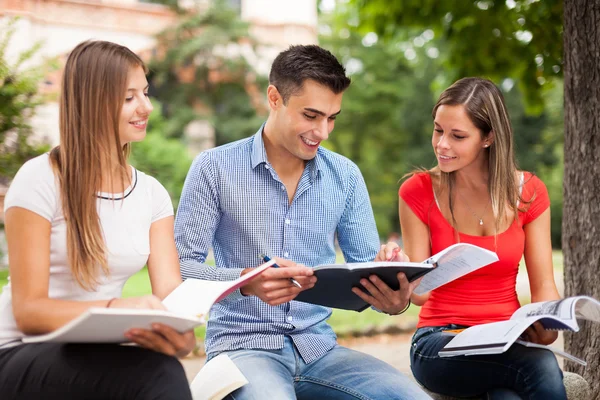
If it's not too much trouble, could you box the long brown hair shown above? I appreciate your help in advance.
[429,77,525,235]
[49,41,146,290]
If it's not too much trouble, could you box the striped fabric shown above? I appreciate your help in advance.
[174,126,380,363]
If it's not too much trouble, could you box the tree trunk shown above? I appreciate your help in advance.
[563,0,600,396]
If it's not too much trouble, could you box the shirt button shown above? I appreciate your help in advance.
[264,165,270,170]
[284,252,289,257]
[285,219,291,225]
[281,185,285,191]
[287,316,293,322]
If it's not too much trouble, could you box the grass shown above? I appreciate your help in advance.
[0,250,566,339]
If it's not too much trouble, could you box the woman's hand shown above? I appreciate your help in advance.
[374,242,408,262]
[521,321,558,345]
[125,325,196,358]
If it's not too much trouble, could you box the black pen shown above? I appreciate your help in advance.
[259,254,302,289]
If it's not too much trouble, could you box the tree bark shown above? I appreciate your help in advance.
[563,0,600,396]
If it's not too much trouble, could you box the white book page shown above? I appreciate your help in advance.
[163,280,235,317]
[190,354,248,400]
[512,297,577,320]
[441,317,536,352]
[574,296,600,322]
[414,243,499,295]
[22,308,202,343]
[163,260,275,317]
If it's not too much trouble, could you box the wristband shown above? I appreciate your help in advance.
[391,299,411,315]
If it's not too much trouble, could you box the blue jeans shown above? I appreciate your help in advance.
[410,325,567,400]
[215,336,431,399]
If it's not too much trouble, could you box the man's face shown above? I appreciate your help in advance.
[271,79,343,161]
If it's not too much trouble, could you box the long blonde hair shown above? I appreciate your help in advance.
[429,77,525,234]
[49,41,146,290]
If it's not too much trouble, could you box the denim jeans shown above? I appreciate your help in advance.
[410,325,567,400]
[214,336,431,399]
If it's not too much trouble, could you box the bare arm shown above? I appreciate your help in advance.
[521,208,560,345]
[399,198,432,306]
[523,208,560,303]
[134,215,196,357]
[6,207,125,335]
[147,216,182,299]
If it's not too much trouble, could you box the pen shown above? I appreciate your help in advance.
[259,254,302,289]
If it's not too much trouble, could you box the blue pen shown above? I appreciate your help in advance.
[259,254,302,289]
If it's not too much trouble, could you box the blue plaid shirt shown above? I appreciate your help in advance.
[174,126,380,363]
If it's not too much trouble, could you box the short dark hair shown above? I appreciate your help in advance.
[269,45,351,104]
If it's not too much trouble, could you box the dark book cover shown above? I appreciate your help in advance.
[294,263,433,311]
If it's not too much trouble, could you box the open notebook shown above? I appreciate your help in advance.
[22,259,275,343]
[190,354,248,400]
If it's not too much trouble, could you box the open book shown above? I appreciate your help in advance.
[22,259,275,343]
[190,353,248,400]
[294,243,498,311]
[438,295,600,365]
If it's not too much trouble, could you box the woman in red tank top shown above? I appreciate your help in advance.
[400,77,566,399]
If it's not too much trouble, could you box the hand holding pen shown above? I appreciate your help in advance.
[239,256,315,306]
[260,254,302,288]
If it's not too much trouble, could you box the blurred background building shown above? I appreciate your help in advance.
[0,0,317,147]
[0,0,318,224]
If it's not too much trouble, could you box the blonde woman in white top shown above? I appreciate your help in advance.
[0,40,194,400]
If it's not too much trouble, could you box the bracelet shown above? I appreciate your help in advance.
[391,299,411,316]
[106,298,117,308]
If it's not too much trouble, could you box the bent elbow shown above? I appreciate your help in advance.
[12,303,40,335]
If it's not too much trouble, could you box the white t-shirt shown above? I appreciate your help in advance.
[0,153,173,347]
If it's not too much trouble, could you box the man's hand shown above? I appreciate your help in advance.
[240,257,316,306]
[352,242,421,315]
[521,321,558,345]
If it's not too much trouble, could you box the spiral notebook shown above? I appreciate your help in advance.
[438,295,600,365]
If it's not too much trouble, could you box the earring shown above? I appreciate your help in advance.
[483,144,489,148]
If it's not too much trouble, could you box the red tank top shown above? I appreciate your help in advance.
[399,172,550,327]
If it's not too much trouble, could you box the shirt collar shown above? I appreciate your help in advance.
[251,122,323,180]
[251,124,268,170]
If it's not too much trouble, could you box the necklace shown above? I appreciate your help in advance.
[457,190,490,226]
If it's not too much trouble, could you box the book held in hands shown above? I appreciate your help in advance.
[22,259,275,343]
[294,243,499,311]
[438,295,600,365]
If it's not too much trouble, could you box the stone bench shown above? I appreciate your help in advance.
[422,371,591,400]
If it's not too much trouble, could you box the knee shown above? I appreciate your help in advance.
[533,351,563,381]
[519,350,564,391]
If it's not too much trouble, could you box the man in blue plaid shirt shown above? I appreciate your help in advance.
[175,45,430,399]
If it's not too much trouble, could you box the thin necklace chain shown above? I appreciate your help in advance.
[456,190,490,226]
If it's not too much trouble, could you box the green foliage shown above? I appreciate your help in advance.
[350,0,563,111]
[321,4,563,244]
[149,0,266,145]
[0,18,52,183]
[129,100,193,208]
[320,10,441,234]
